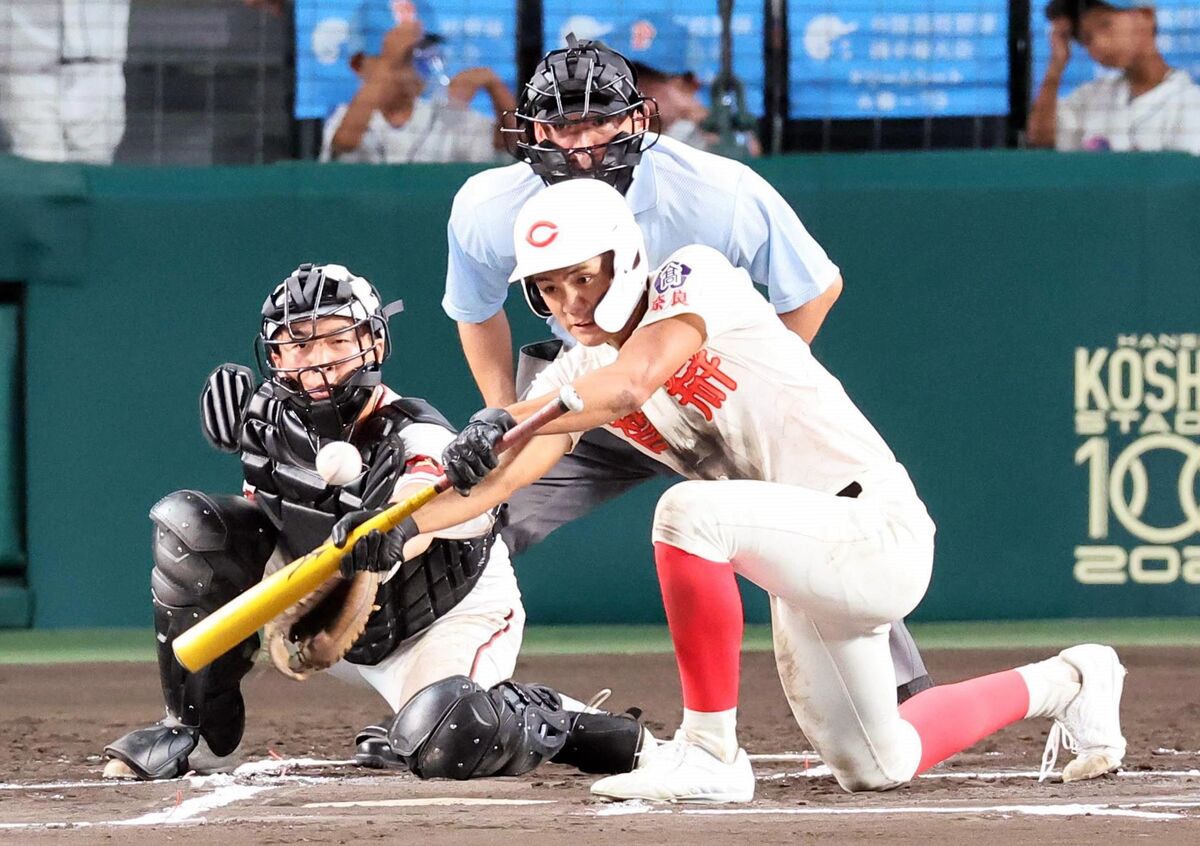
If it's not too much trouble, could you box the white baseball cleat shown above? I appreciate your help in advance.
[590,731,755,803]
[1039,644,1127,783]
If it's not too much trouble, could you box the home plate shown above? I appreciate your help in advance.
[305,797,557,809]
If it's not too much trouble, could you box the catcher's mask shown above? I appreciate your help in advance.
[503,33,659,195]
[256,263,404,438]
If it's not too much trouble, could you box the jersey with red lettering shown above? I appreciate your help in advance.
[528,244,897,495]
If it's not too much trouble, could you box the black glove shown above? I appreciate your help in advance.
[442,408,517,496]
[331,509,419,579]
[200,364,256,453]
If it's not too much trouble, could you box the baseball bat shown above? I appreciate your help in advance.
[173,386,584,672]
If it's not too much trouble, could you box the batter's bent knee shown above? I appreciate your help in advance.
[823,720,921,793]
[150,490,275,606]
[652,481,725,560]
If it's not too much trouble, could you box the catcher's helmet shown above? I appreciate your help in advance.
[504,33,658,194]
[255,263,404,437]
[509,180,648,336]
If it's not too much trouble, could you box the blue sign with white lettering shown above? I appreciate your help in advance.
[294,0,516,120]
[542,1,765,115]
[789,1,1008,119]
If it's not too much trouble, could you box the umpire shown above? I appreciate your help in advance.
[442,35,932,700]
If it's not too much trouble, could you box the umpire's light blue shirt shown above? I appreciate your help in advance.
[443,134,840,336]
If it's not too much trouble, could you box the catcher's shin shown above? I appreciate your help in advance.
[174,387,584,673]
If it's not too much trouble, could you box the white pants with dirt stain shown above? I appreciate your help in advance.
[652,462,936,791]
[325,539,526,714]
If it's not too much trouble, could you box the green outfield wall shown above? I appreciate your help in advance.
[1,151,1197,629]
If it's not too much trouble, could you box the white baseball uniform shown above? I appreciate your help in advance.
[528,244,937,788]
[1056,69,1200,154]
[260,387,525,713]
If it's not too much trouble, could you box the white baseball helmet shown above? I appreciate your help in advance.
[509,179,648,334]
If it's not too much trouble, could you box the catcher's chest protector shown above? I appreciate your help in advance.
[241,392,497,662]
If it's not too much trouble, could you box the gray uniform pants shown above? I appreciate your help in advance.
[505,342,932,701]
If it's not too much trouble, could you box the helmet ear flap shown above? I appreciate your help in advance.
[522,279,553,319]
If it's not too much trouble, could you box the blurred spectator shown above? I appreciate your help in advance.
[1029,0,1200,153]
[608,15,759,157]
[0,0,129,163]
[320,3,513,164]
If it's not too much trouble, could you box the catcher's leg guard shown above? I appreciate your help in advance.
[355,718,407,770]
[105,491,276,779]
[386,676,646,779]
[103,722,200,781]
[551,704,646,775]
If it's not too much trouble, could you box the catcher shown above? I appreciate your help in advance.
[102,263,649,781]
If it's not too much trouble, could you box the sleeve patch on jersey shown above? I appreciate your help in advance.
[610,411,668,454]
[652,261,692,294]
[665,350,738,422]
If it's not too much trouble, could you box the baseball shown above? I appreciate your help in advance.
[315,440,363,486]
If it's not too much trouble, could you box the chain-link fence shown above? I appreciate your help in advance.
[4,1,1200,163]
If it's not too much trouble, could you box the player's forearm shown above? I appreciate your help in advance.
[501,368,643,431]
[457,313,517,406]
[393,478,494,542]
[779,274,842,343]
[412,435,568,534]
[1027,69,1065,148]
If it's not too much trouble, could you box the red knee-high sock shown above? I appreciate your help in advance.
[899,670,1030,773]
[653,542,743,712]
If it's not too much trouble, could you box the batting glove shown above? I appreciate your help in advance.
[442,408,517,496]
[331,509,418,578]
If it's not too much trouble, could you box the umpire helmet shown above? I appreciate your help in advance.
[504,33,658,194]
[255,263,404,437]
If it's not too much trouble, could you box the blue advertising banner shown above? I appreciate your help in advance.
[295,0,516,120]
[1031,1,1200,100]
[789,1,1008,119]
[542,1,765,115]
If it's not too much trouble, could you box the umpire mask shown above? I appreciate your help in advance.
[504,33,659,195]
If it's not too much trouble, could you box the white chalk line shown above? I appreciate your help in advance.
[760,767,1200,782]
[0,756,360,791]
[589,799,1199,821]
[4,754,1200,829]
[305,798,557,809]
[116,784,276,826]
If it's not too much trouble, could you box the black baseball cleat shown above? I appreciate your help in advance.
[354,719,407,770]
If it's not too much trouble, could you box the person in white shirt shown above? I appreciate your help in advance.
[1029,0,1200,153]
[320,18,512,164]
[417,179,1129,804]
[0,0,129,163]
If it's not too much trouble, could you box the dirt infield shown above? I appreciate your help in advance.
[2,646,1199,844]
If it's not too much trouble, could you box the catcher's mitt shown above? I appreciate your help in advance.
[264,569,381,680]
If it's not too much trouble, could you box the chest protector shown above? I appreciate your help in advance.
[240,389,496,662]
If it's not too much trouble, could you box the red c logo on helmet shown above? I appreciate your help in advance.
[526,221,559,248]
